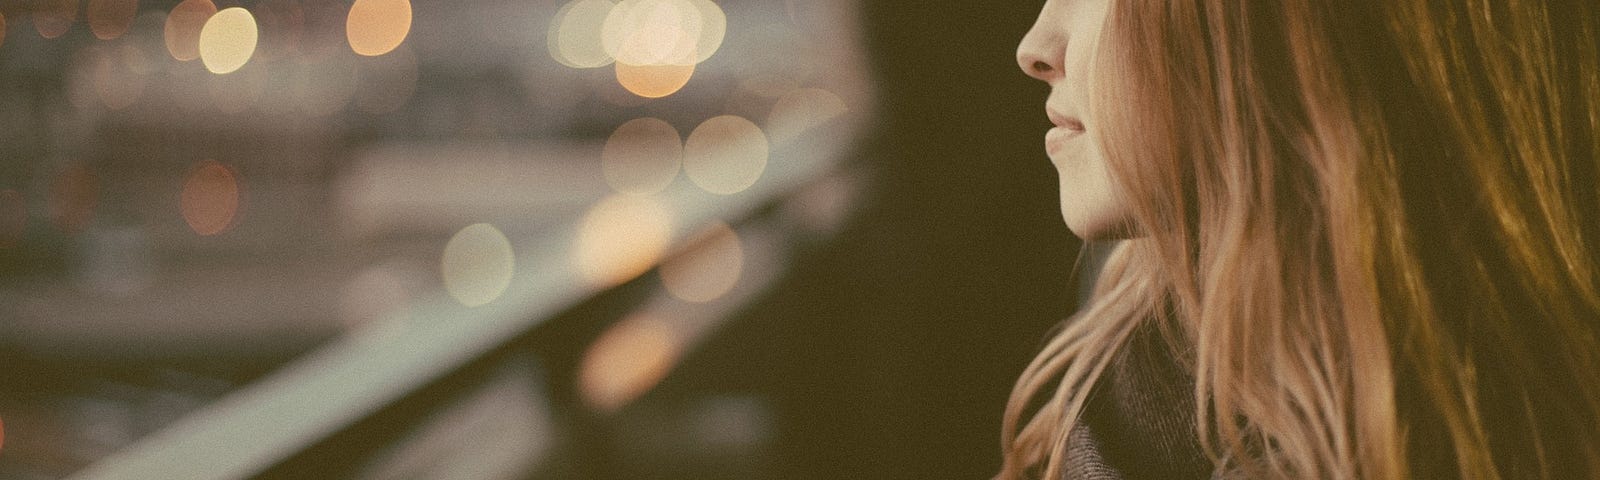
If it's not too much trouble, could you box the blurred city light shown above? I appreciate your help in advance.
[34,0,77,39]
[87,0,139,40]
[684,115,769,195]
[91,44,151,110]
[684,0,727,63]
[198,7,258,74]
[180,161,243,236]
[614,61,695,98]
[0,0,876,475]
[49,165,99,235]
[346,0,412,56]
[580,315,681,413]
[548,0,617,68]
[441,223,516,308]
[164,0,217,61]
[602,117,683,195]
[659,222,743,303]
[574,194,674,288]
[602,0,701,66]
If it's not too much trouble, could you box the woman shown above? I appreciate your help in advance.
[1002,0,1600,479]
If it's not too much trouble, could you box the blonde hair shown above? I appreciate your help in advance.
[1000,0,1600,478]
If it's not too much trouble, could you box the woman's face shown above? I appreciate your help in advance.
[1017,0,1129,240]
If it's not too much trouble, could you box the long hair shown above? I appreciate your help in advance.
[1000,0,1600,478]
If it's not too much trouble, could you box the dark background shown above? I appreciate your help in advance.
[677,2,1081,477]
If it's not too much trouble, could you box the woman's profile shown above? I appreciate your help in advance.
[1002,0,1600,479]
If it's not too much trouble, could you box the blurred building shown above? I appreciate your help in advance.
[0,1,1076,479]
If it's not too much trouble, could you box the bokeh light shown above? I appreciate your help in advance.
[574,194,673,288]
[614,62,694,99]
[33,0,76,39]
[354,46,419,114]
[602,117,682,195]
[441,223,516,308]
[766,87,847,144]
[164,0,217,61]
[580,315,681,413]
[92,44,151,110]
[345,0,411,57]
[198,7,258,75]
[0,189,26,249]
[683,115,769,195]
[49,165,99,235]
[659,222,743,303]
[548,0,616,68]
[685,0,725,63]
[602,0,701,66]
[180,160,241,236]
[87,0,138,40]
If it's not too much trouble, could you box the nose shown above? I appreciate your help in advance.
[1017,9,1066,83]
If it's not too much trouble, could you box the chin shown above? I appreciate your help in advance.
[1060,204,1135,241]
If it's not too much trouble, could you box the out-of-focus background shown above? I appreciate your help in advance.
[0,0,1080,478]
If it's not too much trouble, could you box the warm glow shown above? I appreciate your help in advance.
[87,0,138,40]
[580,316,681,413]
[548,0,616,68]
[602,0,695,66]
[34,0,76,39]
[600,0,724,66]
[615,62,694,98]
[767,87,848,144]
[198,7,258,74]
[354,46,419,114]
[92,44,151,110]
[345,0,411,57]
[441,223,516,308]
[0,190,25,249]
[180,160,241,236]
[683,115,769,195]
[602,117,682,195]
[660,222,743,303]
[49,165,99,234]
[574,194,674,288]
[685,0,725,63]
[0,12,10,49]
[164,0,217,61]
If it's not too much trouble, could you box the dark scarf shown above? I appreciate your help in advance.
[1062,325,1214,479]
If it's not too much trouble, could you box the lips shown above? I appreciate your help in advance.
[1045,126,1083,155]
[1045,106,1086,155]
